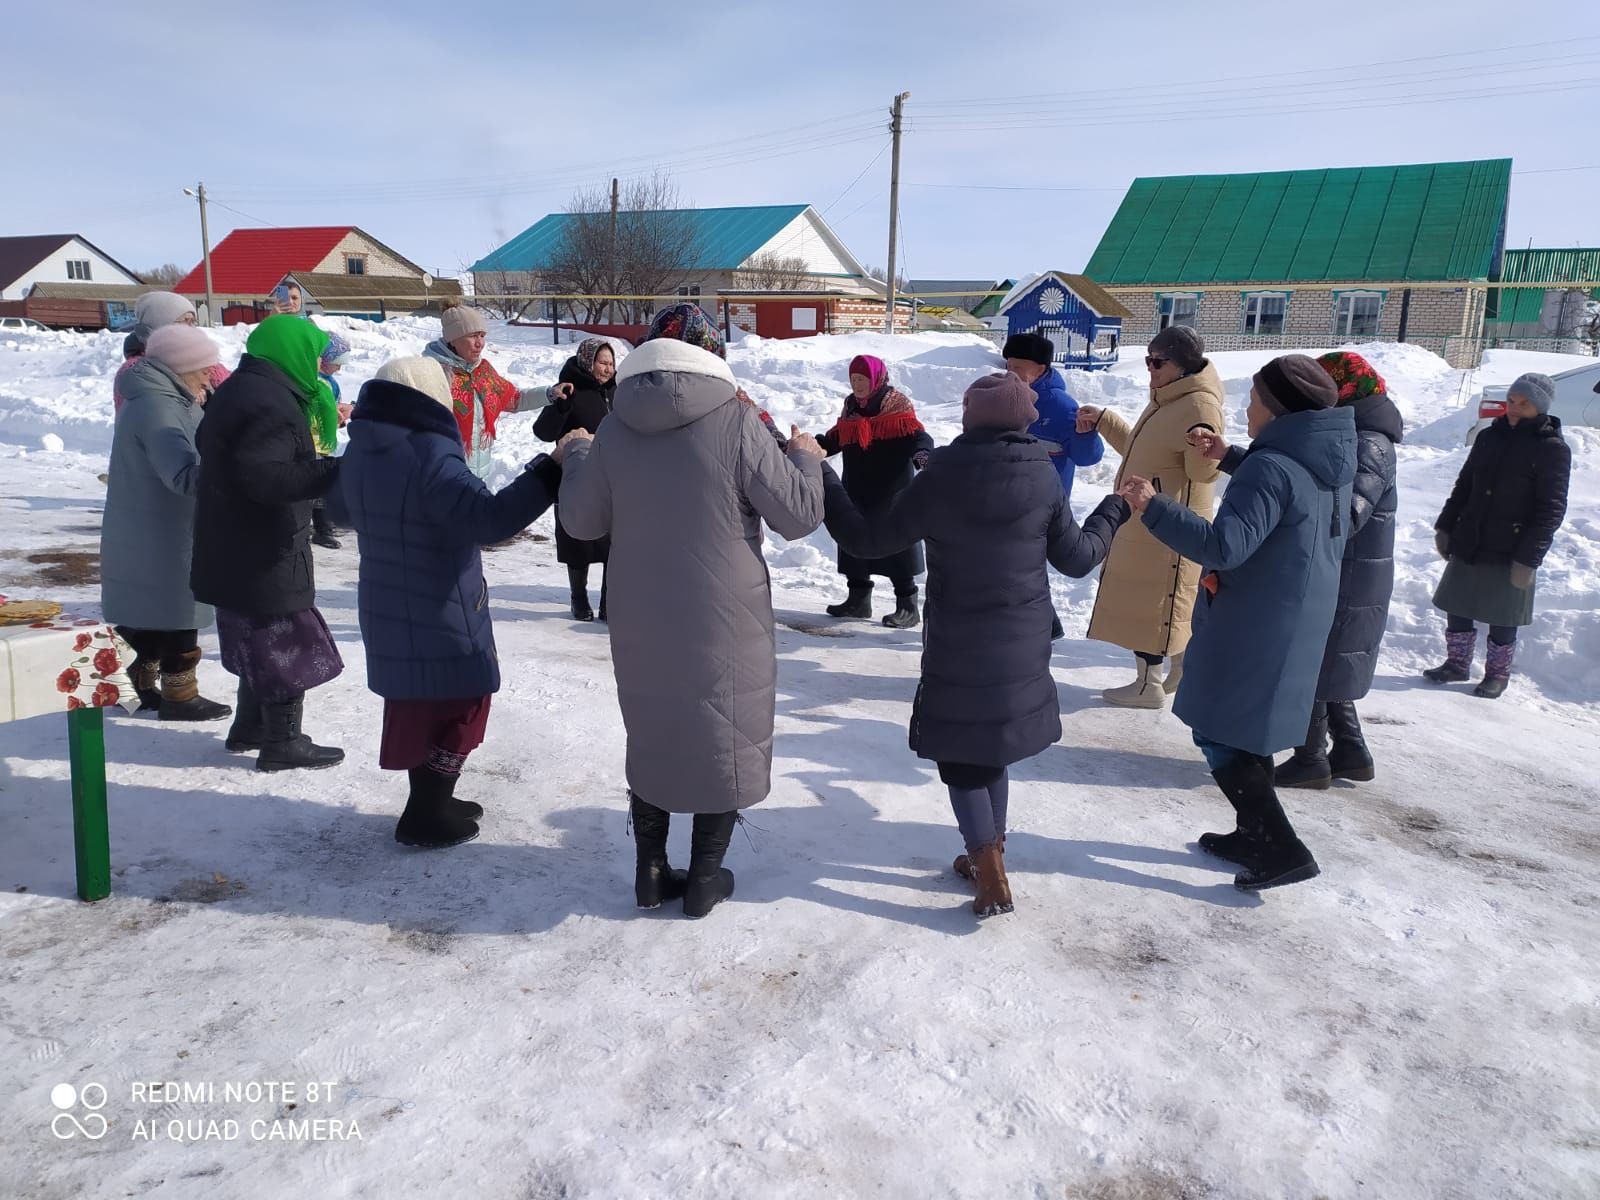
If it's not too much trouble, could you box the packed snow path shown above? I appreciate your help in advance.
[1,326,1596,1197]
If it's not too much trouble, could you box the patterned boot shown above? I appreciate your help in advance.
[1423,630,1475,684]
[1474,638,1516,700]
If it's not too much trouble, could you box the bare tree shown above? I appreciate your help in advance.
[544,174,702,322]
[1582,299,1600,355]
[865,263,909,292]
[139,263,185,286]
[734,252,813,292]
[471,265,537,321]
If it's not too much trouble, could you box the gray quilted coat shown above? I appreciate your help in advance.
[558,338,825,813]
[100,358,214,631]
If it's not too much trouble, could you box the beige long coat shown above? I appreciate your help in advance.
[1085,362,1226,657]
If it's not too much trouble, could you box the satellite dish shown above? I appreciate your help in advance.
[421,273,434,288]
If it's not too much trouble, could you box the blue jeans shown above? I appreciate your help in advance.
[1192,733,1249,773]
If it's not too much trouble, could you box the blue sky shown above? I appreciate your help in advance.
[5,0,1598,281]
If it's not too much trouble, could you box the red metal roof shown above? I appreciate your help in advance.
[174,226,354,297]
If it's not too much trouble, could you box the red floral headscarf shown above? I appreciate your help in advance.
[1316,351,1386,404]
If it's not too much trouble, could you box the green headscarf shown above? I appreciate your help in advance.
[246,315,340,453]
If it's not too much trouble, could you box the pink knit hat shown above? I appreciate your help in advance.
[962,371,1038,433]
[145,324,222,375]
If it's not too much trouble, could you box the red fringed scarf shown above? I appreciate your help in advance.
[829,391,925,450]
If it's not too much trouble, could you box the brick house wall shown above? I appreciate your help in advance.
[317,232,420,278]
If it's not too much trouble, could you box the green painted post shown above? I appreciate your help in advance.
[66,706,110,902]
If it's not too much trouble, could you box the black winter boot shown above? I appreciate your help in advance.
[157,648,233,723]
[395,767,480,848]
[255,695,345,772]
[1199,757,1262,867]
[1231,754,1319,892]
[569,565,594,622]
[1050,613,1064,641]
[1275,704,1331,790]
[630,794,687,909]
[597,568,608,622]
[883,586,920,630]
[1326,701,1375,782]
[311,504,340,550]
[128,657,163,715]
[826,581,873,619]
[224,680,265,752]
[683,811,738,918]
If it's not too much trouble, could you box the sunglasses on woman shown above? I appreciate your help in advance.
[1145,355,1168,369]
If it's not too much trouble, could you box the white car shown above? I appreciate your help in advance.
[0,316,49,334]
[1469,360,1600,444]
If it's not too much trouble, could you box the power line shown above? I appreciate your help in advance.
[822,139,891,214]
[919,34,1600,108]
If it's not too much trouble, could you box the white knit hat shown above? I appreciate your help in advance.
[375,356,453,408]
[133,291,196,336]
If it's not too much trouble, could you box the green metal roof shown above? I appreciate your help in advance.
[471,204,813,274]
[1489,247,1600,325]
[1085,159,1512,285]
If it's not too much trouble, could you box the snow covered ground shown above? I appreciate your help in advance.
[1,321,1596,1198]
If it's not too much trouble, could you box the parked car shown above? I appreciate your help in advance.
[0,317,49,334]
[1469,360,1600,443]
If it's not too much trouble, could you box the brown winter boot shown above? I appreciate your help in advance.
[157,649,233,722]
[954,835,1004,882]
[970,843,1013,918]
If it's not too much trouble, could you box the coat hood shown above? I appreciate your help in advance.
[611,338,737,434]
[1252,404,1357,491]
[1352,391,1404,444]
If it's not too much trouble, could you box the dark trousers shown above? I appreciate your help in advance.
[116,627,198,674]
[938,761,1010,852]
[1446,613,1518,645]
[847,575,916,596]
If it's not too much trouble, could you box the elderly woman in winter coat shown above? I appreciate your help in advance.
[1123,355,1355,893]
[1425,372,1571,699]
[534,338,618,621]
[340,357,573,848]
[559,303,826,919]
[100,324,234,721]
[815,354,935,629]
[1075,326,1226,708]
[192,315,345,772]
[423,301,554,479]
[1276,352,1403,788]
[113,292,231,416]
[816,371,1133,918]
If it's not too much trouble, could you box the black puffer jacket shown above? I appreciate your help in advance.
[824,431,1128,767]
[1436,414,1570,568]
[535,356,613,566]
[1317,392,1403,701]
[191,354,339,616]
[816,386,935,583]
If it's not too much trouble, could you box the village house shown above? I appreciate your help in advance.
[1084,158,1513,367]
[1484,247,1600,349]
[0,234,149,330]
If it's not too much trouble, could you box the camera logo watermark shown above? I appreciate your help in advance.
[51,1083,109,1140]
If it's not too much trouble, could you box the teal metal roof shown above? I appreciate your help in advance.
[1489,247,1600,325]
[1085,159,1512,285]
[471,204,812,273]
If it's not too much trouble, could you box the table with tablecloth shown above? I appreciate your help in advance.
[0,609,139,901]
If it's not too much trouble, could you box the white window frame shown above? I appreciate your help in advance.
[66,259,92,281]
[1157,292,1199,330]
[1333,291,1383,338]
[1242,291,1288,336]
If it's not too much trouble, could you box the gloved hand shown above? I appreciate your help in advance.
[1434,531,1450,561]
[1510,562,1535,590]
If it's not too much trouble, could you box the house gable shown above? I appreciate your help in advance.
[174,226,355,296]
[0,235,142,301]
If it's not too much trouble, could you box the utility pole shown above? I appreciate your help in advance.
[884,91,910,335]
[183,182,215,326]
[609,176,620,322]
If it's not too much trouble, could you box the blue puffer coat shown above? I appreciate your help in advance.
[1143,407,1357,755]
[338,378,560,700]
[1026,367,1104,499]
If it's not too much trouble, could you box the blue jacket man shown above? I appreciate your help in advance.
[1127,354,1356,895]
[1002,332,1103,499]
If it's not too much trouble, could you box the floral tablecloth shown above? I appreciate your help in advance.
[0,608,140,724]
